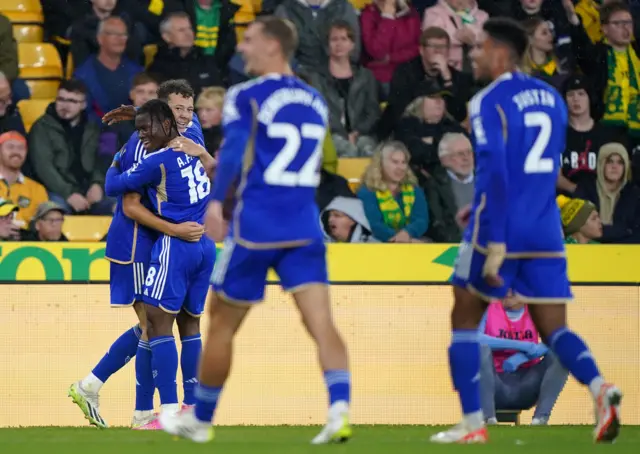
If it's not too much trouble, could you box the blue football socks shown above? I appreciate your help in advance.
[135,340,154,411]
[92,325,141,383]
[150,335,179,406]
[324,370,351,405]
[548,327,601,387]
[194,384,223,423]
[180,334,202,406]
[449,330,482,418]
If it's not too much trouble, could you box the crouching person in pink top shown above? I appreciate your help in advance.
[478,293,569,425]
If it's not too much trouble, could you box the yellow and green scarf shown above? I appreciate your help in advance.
[531,57,557,77]
[375,184,415,230]
[602,43,640,136]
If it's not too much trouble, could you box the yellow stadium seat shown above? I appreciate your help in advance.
[12,23,43,43]
[2,0,42,13]
[349,0,372,10]
[143,44,157,68]
[17,98,53,132]
[63,216,112,242]
[25,79,60,99]
[18,43,63,79]
[2,11,43,25]
[338,157,370,182]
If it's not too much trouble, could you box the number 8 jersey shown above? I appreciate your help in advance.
[466,71,567,256]
[212,74,328,247]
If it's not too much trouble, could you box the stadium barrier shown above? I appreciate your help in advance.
[0,244,638,427]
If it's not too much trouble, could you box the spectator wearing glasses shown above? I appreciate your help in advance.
[0,72,26,137]
[21,202,69,242]
[29,80,112,215]
[378,26,472,140]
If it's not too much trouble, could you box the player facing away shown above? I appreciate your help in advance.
[430,18,622,444]
[159,16,352,444]
[104,99,216,427]
[68,81,211,429]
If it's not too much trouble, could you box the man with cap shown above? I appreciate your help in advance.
[557,194,602,244]
[21,201,68,242]
[0,131,49,227]
[558,74,624,195]
[0,198,20,240]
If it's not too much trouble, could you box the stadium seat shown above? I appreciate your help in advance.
[496,410,521,425]
[2,0,42,13]
[143,44,157,68]
[12,23,43,43]
[2,10,43,25]
[348,0,372,10]
[338,157,370,190]
[17,98,52,132]
[25,79,60,99]
[63,216,112,242]
[18,43,63,79]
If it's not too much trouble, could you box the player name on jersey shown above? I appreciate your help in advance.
[512,89,556,112]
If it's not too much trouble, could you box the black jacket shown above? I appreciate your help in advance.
[378,57,472,140]
[148,44,223,96]
[0,104,26,137]
[316,169,354,212]
[41,0,91,39]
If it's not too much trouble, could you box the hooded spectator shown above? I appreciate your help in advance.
[321,196,380,243]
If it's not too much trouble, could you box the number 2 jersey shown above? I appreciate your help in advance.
[211,74,328,247]
[466,71,567,256]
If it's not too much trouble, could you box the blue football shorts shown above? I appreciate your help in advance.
[109,232,155,307]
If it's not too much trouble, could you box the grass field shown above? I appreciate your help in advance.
[0,426,638,454]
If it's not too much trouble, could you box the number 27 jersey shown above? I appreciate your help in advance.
[467,72,567,255]
[220,74,328,246]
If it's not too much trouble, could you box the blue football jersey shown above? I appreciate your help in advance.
[107,146,211,224]
[210,74,328,247]
[466,71,566,255]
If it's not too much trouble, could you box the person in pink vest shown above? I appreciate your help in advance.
[478,293,569,425]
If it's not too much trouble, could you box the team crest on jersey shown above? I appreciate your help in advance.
[17,195,31,208]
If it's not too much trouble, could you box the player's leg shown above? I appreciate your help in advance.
[518,258,622,442]
[431,244,516,444]
[176,311,202,409]
[132,300,156,428]
[68,261,143,428]
[276,240,351,444]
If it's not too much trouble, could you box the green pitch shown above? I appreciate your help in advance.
[1,426,639,454]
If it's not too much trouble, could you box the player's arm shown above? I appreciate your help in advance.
[105,156,161,196]
[122,193,204,242]
[168,136,217,178]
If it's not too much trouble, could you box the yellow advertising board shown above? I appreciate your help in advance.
[1,243,639,283]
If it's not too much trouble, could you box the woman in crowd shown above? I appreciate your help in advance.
[557,195,602,244]
[357,141,428,242]
[522,16,569,90]
[575,142,640,243]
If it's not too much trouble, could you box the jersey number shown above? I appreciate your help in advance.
[181,160,210,203]
[264,123,324,187]
[524,112,554,174]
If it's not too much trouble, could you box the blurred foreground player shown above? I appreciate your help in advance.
[431,18,622,444]
[160,16,352,444]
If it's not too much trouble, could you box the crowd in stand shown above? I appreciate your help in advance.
[1,0,640,244]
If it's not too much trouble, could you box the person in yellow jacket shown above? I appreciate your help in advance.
[0,131,48,227]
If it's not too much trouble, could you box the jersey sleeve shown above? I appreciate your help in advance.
[210,86,252,203]
[105,154,162,196]
[471,96,508,246]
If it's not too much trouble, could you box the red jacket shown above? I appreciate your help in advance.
[360,3,421,84]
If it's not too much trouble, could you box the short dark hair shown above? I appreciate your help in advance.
[600,1,631,25]
[58,79,87,96]
[137,99,179,137]
[254,16,298,60]
[420,26,450,47]
[483,17,529,62]
[329,19,355,42]
[132,72,159,89]
[157,79,195,101]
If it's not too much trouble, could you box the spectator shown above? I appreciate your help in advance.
[124,0,179,45]
[21,202,69,242]
[195,86,224,155]
[275,0,361,72]
[167,0,239,72]
[360,0,421,98]
[557,194,602,244]
[522,17,569,90]
[0,132,48,227]
[0,14,30,104]
[0,199,21,240]
[114,72,159,149]
[477,0,511,17]
[70,0,142,68]
[321,196,380,242]
[575,142,640,243]
[74,16,144,123]
[316,168,354,211]
[558,75,623,194]
[422,0,489,72]
[564,0,640,138]
[149,13,223,97]
[357,141,429,242]
[0,73,27,137]
[311,21,380,157]
[479,296,568,426]
[29,79,112,215]
[41,0,92,62]
[379,27,473,139]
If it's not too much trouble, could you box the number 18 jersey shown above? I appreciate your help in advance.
[466,71,567,256]
[213,74,328,248]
